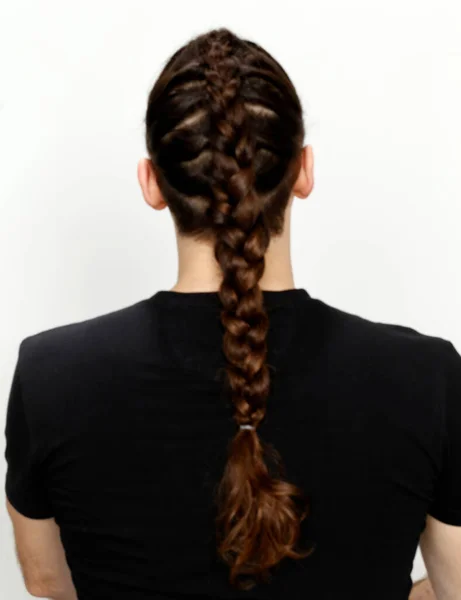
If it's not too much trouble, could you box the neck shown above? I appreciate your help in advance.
[170,204,296,293]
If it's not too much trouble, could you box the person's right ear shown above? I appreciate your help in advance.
[292,145,314,199]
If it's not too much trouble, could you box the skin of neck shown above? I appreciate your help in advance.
[137,145,314,293]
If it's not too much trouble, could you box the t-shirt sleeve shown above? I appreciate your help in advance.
[427,340,461,526]
[4,346,54,519]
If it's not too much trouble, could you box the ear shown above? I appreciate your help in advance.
[137,158,168,210]
[292,145,314,199]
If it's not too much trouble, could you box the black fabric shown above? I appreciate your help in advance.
[4,287,461,599]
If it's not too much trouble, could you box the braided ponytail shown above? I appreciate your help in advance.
[144,27,315,590]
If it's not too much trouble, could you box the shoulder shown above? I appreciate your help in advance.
[17,297,154,379]
[311,297,457,374]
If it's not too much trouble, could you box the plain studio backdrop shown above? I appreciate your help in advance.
[0,1,460,597]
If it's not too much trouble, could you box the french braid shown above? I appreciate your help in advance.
[144,27,314,590]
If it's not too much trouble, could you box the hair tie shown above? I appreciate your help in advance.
[239,424,255,430]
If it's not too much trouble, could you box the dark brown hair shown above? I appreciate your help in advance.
[143,27,314,590]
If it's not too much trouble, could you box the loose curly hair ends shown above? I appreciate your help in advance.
[143,27,315,590]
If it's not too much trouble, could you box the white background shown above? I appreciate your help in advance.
[1,0,460,596]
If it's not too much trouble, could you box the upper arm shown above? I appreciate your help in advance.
[422,341,461,599]
[5,497,72,597]
[420,515,461,600]
[3,344,72,595]
[4,349,54,519]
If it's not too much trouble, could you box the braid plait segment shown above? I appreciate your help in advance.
[200,33,272,430]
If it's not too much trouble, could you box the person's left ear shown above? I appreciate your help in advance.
[137,158,168,210]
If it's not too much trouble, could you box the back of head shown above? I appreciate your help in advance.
[143,27,314,590]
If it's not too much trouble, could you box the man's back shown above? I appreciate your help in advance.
[5,288,461,599]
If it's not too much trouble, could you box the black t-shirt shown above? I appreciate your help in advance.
[4,288,461,599]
